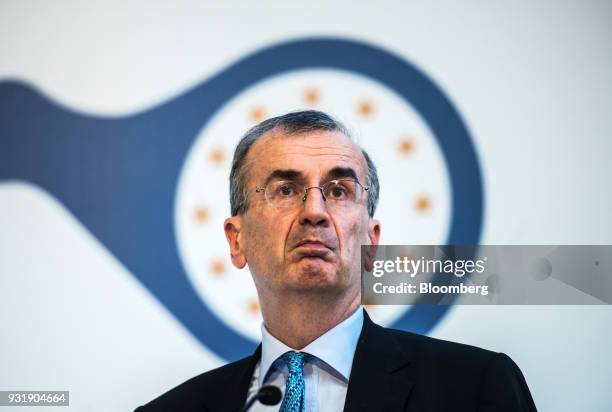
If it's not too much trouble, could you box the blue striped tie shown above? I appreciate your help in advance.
[279,351,305,412]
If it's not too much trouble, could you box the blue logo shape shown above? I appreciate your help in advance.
[0,37,483,360]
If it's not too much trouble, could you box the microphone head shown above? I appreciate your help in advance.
[258,385,282,405]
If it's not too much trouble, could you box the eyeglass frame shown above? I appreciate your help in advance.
[254,178,369,209]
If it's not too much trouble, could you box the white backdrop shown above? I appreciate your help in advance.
[1,1,611,411]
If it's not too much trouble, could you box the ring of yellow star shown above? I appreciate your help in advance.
[357,100,374,118]
[250,106,266,122]
[303,88,320,105]
[209,148,225,166]
[414,195,431,213]
[210,259,226,277]
[398,137,415,155]
[194,206,210,223]
[247,298,260,314]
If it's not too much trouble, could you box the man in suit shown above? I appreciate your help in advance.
[136,110,536,411]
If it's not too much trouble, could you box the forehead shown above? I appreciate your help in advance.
[245,129,367,182]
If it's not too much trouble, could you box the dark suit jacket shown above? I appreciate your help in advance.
[135,311,536,411]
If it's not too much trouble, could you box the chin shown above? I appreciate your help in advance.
[287,260,345,291]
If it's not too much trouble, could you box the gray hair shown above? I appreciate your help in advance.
[229,110,379,217]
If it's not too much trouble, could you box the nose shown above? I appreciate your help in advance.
[298,187,330,227]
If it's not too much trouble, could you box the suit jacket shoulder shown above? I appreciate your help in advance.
[383,324,502,369]
[135,311,536,412]
[345,318,536,411]
[135,347,260,412]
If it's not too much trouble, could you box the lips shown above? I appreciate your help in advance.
[295,239,330,249]
[292,239,334,259]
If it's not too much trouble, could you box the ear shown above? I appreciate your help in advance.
[364,218,381,272]
[224,216,247,269]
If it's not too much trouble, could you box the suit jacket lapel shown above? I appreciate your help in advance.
[208,311,414,412]
[343,311,414,412]
[205,344,261,412]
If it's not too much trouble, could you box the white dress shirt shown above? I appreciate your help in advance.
[246,307,364,412]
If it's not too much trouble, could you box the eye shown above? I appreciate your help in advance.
[327,182,349,199]
[280,185,294,196]
[274,182,299,197]
[331,187,346,198]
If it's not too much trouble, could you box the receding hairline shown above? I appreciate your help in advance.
[241,126,370,184]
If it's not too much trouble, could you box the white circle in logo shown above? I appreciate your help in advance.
[175,69,451,341]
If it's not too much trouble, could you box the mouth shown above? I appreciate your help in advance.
[292,239,333,259]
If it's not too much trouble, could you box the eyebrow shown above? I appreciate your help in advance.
[263,166,360,186]
[323,167,359,182]
[263,169,304,187]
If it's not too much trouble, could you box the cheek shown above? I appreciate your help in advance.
[244,214,291,262]
[336,215,368,257]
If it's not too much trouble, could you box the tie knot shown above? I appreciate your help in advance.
[282,351,304,374]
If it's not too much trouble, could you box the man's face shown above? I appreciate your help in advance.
[224,129,380,299]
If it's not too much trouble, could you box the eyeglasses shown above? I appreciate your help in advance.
[255,179,369,211]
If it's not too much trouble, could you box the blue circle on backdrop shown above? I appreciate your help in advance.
[187,37,484,357]
[0,37,483,361]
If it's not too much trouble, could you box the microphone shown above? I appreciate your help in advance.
[241,385,282,411]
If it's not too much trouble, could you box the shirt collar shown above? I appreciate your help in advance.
[259,306,364,386]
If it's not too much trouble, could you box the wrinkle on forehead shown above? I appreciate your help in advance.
[244,130,368,184]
